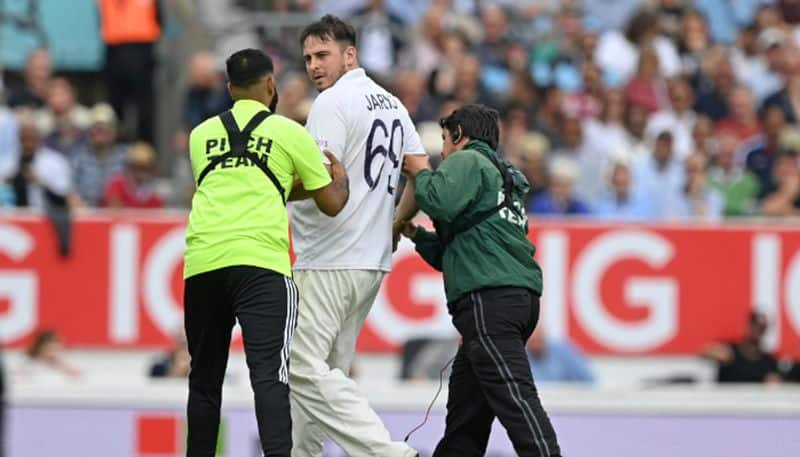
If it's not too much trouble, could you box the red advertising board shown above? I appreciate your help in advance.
[1,212,799,356]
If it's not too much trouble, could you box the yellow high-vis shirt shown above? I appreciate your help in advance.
[184,99,331,279]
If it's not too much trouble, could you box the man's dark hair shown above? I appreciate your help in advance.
[299,14,357,48]
[439,104,500,150]
[226,48,274,88]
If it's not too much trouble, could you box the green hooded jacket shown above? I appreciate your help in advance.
[412,140,543,303]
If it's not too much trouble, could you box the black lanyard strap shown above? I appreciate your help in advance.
[196,110,286,205]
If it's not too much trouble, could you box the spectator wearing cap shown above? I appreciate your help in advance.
[528,156,590,216]
[40,77,91,158]
[6,49,52,109]
[593,159,656,221]
[709,132,761,217]
[71,104,128,207]
[742,104,787,196]
[101,142,163,209]
[9,115,72,210]
[664,152,724,221]
[644,77,697,160]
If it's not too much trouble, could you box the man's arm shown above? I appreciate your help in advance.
[393,119,426,249]
[392,175,419,251]
[701,343,733,364]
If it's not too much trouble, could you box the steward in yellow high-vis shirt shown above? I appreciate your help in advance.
[182,48,348,457]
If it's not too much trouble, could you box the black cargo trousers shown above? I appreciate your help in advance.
[184,265,298,457]
[433,287,561,457]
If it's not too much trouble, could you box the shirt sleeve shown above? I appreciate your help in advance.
[287,120,332,191]
[305,92,347,163]
[402,112,426,156]
[33,151,72,196]
[415,153,481,223]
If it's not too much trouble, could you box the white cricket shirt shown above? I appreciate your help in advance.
[291,68,425,271]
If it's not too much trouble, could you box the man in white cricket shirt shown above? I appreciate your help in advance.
[288,14,424,457]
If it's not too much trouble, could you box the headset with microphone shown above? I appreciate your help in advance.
[450,125,463,144]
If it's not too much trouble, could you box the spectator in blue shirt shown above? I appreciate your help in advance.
[664,152,725,221]
[695,0,763,45]
[631,131,684,219]
[593,160,656,220]
[527,328,595,383]
[71,104,127,207]
[528,156,591,215]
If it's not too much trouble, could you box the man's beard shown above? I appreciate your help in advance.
[269,90,279,112]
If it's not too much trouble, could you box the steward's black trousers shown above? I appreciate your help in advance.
[433,287,561,457]
[184,266,298,457]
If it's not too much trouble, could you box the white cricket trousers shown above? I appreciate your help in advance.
[289,269,416,457]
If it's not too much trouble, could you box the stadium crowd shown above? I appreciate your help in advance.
[1,0,800,220]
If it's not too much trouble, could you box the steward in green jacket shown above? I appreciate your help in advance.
[408,136,541,304]
[400,104,562,457]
